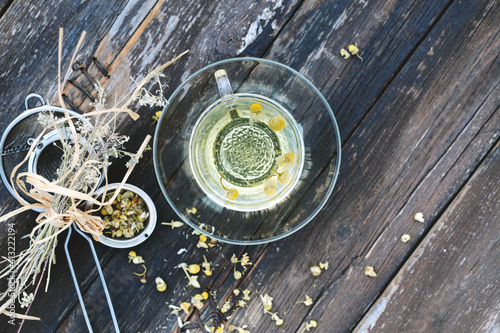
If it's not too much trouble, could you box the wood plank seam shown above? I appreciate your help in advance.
[355,136,500,332]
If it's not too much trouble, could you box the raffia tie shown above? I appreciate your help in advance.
[0,123,151,244]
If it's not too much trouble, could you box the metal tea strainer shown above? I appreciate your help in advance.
[0,94,120,332]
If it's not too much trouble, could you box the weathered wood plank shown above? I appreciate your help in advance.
[355,141,500,332]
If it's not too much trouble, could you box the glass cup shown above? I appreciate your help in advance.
[154,58,341,244]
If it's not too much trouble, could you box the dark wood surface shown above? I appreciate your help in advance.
[0,0,498,332]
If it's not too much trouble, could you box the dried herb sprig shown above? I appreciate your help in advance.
[0,27,188,323]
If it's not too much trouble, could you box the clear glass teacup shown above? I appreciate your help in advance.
[154,58,341,244]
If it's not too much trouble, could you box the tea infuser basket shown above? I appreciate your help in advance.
[0,94,121,332]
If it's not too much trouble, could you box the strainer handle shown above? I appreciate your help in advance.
[24,94,45,110]
[64,225,121,332]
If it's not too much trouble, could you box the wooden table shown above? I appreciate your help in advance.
[0,0,498,332]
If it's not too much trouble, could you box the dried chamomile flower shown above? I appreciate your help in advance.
[319,262,329,270]
[250,103,263,114]
[277,171,290,184]
[250,103,263,126]
[221,301,232,313]
[231,254,239,263]
[310,266,321,277]
[202,256,213,276]
[414,212,425,223]
[237,299,247,308]
[340,48,350,59]
[242,289,251,301]
[260,293,273,311]
[156,277,167,292]
[269,312,283,326]
[208,238,218,248]
[161,220,184,229]
[364,266,377,277]
[401,234,411,243]
[348,44,363,60]
[233,289,241,296]
[226,188,239,201]
[152,111,162,124]
[263,176,277,196]
[180,302,191,313]
[186,207,197,214]
[240,253,252,268]
[197,234,210,249]
[191,294,205,310]
[297,295,313,306]
[234,270,243,280]
[189,276,201,288]
[229,325,250,333]
[269,116,286,131]
[128,251,137,262]
[188,264,201,274]
[302,320,318,332]
[276,152,296,171]
[132,256,145,264]
[179,263,201,288]
[221,176,239,200]
[202,291,209,299]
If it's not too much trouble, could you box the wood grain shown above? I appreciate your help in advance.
[355,141,500,333]
[0,0,498,332]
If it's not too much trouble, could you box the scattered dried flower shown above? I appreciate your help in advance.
[269,116,286,131]
[233,289,240,296]
[240,253,252,268]
[348,44,363,60]
[310,266,321,277]
[188,264,201,274]
[414,212,425,223]
[301,320,318,332]
[242,289,251,301]
[260,293,273,311]
[202,256,213,276]
[319,262,329,270]
[401,234,411,243]
[231,254,238,263]
[263,176,277,196]
[221,301,231,313]
[156,277,167,292]
[197,240,209,249]
[234,270,243,280]
[201,291,209,300]
[189,275,201,289]
[161,220,184,229]
[298,295,313,306]
[186,207,198,214]
[180,302,191,313]
[364,266,377,277]
[340,48,350,59]
[228,324,250,333]
[128,251,137,262]
[132,256,145,265]
[191,294,205,310]
[237,300,247,308]
[152,111,162,124]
